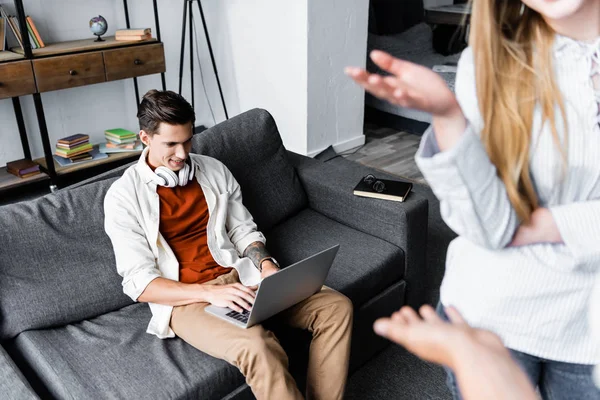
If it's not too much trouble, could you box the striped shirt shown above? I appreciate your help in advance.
[415,36,600,364]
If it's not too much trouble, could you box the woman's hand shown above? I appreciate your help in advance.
[509,207,563,247]
[374,305,538,400]
[346,50,467,150]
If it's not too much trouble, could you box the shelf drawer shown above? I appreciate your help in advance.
[104,43,165,81]
[0,61,36,99]
[33,52,106,92]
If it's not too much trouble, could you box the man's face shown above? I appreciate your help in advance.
[140,122,193,171]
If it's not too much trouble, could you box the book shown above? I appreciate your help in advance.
[99,141,143,154]
[57,133,90,145]
[115,32,151,41]
[4,14,22,49]
[26,16,44,47]
[105,128,137,138]
[106,137,138,145]
[353,176,412,203]
[16,170,41,179]
[9,17,22,47]
[56,139,89,150]
[105,140,139,149]
[105,131,136,140]
[53,148,107,167]
[115,28,151,36]
[25,17,38,49]
[6,158,40,176]
[55,143,93,158]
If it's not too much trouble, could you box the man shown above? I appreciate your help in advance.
[104,90,353,400]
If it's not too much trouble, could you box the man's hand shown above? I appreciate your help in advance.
[509,207,563,247]
[260,260,280,279]
[203,283,257,313]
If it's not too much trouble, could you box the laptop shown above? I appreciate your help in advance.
[205,244,340,328]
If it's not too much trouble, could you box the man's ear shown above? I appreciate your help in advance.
[139,130,150,146]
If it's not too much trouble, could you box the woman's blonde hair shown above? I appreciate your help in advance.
[469,0,567,222]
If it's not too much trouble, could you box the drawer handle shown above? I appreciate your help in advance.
[0,82,3,87]
[134,59,143,66]
[69,70,77,76]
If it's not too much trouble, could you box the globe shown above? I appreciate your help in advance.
[89,15,108,42]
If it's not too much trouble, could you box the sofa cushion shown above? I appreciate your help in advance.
[0,345,38,399]
[0,178,132,340]
[265,209,405,307]
[192,108,308,232]
[10,304,245,400]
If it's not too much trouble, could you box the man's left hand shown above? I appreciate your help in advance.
[260,261,280,279]
[509,207,563,247]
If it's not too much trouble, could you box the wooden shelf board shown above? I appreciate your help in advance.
[0,51,25,63]
[12,36,158,58]
[0,166,49,190]
[34,148,141,176]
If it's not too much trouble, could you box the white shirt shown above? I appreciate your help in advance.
[416,37,600,363]
[104,148,265,339]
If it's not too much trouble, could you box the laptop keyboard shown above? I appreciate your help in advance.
[226,309,250,323]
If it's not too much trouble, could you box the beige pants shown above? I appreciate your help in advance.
[170,269,353,400]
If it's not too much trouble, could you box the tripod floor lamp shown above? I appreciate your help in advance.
[179,0,229,120]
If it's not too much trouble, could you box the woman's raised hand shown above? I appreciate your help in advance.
[346,50,467,149]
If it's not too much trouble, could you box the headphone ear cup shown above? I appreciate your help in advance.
[177,163,190,186]
[155,167,178,188]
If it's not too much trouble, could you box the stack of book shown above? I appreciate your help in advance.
[55,134,93,162]
[6,158,40,179]
[100,128,142,153]
[115,28,151,42]
[0,6,45,50]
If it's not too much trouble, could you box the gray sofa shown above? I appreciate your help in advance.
[0,109,429,399]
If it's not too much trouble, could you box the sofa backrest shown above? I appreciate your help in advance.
[192,108,308,232]
[0,178,133,340]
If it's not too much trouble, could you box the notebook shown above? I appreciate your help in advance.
[353,176,412,202]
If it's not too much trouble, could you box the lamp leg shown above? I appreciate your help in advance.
[178,0,188,95]
[189,0,195,110]
[196,0,228,119]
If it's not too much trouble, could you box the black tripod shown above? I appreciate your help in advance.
[178,0,229,119]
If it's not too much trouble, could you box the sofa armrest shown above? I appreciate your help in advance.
[0,345,38,399]
[288,152,429,308]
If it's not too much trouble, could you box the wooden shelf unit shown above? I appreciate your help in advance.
[0,166,49,191]
[35,149,142,176]
[1,0,166,193]
[11,36,159,58]
[0,51,24,63]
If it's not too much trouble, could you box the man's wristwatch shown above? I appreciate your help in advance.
[258,257,280,272]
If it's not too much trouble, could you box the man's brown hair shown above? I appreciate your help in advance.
[137,90,196,136]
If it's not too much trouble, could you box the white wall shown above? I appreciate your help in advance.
[307,0,368,157]
[0,0,368,166]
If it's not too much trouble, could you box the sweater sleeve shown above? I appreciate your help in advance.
[415,47,520,249]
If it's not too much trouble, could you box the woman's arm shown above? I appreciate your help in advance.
[347,48,521,249]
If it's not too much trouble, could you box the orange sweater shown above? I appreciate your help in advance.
[157,179,232,284]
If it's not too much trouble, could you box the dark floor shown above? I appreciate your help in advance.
[346,122,425,183]
[345,344,450,400]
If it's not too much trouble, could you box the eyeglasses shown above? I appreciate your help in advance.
[363,174,386,193]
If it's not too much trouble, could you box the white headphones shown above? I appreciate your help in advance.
[153,161,195,188]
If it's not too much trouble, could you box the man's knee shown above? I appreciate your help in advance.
[322,291,354,325]
[232,329,288,371]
